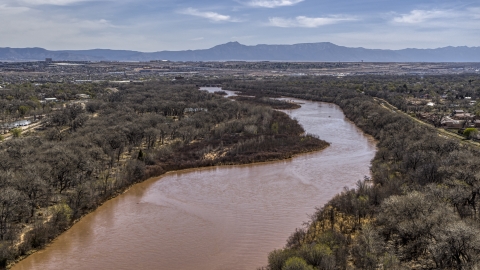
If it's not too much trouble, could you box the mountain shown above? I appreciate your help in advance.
[1,42,480,62]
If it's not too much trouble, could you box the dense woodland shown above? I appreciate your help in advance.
[223,75,480,269]
[0,81,326,268]
[4,74,480,269]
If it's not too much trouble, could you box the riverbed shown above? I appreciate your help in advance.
[13,88,376,270]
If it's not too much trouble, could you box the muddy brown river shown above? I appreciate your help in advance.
[13,89,376,270]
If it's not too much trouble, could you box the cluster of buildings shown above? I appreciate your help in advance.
[1,60,479,84]
[441,110,480,129]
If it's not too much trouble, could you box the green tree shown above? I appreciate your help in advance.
[137,149,145,161]
[271,122,279,134]
[10,128,22,138]
[282,257,315,270]
[18,105,29,117]
[268,249,293,270]
[463,128,478,139]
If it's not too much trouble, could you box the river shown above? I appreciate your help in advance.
[13,88,376,270]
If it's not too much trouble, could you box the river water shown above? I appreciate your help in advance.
[13,88,376,270]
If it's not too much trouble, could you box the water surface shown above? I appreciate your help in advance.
[13,90,376,270]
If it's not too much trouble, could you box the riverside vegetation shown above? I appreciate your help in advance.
[223,75,480,269]
[0,81,327,268]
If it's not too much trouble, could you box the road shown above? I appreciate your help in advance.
[1,121,43,141]
[372,97,480,148]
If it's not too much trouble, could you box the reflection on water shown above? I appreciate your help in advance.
[13,89,376,270]
[200,86,238,97]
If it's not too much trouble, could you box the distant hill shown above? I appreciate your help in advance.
[1,42,480,62]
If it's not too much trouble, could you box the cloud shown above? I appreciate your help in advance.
[19,0,94,6]
[246,0,303,8]
[0,6,120,48]
[180,8,235,22]
[389,8,480,30]
[269,15,356,28]
[392,9,453,24]
[0,4,30,14]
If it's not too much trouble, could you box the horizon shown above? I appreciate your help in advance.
[0,0,478,51]
[1,41,479,53]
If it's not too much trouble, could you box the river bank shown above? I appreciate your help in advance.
[12,96,375,270]
[7,89,328,269]
[6,141,329,269]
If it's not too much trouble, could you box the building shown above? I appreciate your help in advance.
[452,113,474,120]
[442,116,465,129]
[76,94,91,99]
[44,98,58,102]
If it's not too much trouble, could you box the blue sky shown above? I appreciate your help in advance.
[0,0,479,51]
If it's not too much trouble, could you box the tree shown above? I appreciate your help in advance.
[0,187,25,240]
[44,147,84,193]
[429,221,480,268]
[10,128,22,138]
[14,166,49,218]
[144,128,158,149]
[18,105,29,117]
[269,249,296,270]
[378,192,456,261]
[352,225,383,269]
[282,257,315,270]
[463,128,478,140]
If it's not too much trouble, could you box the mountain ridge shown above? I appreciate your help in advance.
[1,42,479,62]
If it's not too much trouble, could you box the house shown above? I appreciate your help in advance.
[442,116,465,129]
[184,108,207,113]
[452,113,474,120]
[44,98,58,102]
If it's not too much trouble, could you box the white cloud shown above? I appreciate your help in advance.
[389,8,480,30]
[269,15,356,28]
[180,8,235,22]
[246,0,303,8]
[392,9,453,24]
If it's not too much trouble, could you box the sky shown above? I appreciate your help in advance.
[0,0,479,51]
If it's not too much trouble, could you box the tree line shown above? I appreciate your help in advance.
[223,76,480,269]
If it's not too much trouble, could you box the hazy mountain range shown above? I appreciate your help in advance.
[1,42,479,62]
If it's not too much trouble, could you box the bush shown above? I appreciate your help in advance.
[463,127,478,139]
[282,257,314,270]
[268,249,296,270]
[10,128,22,138]
[298,243,335,269]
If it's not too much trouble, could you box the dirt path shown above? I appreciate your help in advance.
[1,121,43,142]
[373,97,480,147]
